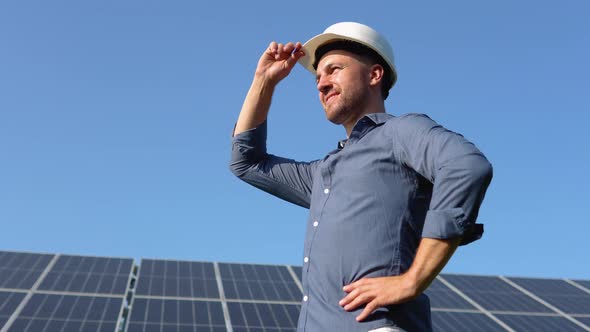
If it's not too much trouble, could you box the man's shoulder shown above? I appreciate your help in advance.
[390,112,433,122]
[384,113,438,128]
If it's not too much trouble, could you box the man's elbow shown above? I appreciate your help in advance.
[229,158,251,179]
[471,157,493,187]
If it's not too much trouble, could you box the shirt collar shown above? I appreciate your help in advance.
[337,113,394,149]
[363,112,394,125]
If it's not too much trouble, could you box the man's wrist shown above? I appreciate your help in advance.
[400,270,421,298]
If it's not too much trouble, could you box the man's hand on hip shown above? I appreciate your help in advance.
[339,237,462,322]
[339,274,419,322]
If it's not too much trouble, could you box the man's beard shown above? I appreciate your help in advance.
[324,87,369,126]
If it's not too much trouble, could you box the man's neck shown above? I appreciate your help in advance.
[343,104,386,137]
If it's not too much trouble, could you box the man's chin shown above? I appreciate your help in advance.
[324,109,343,125]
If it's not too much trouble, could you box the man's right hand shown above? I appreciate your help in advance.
[255,41,305,86]
[234,41,305,136]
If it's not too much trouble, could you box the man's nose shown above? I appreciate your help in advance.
[317,76,331,94]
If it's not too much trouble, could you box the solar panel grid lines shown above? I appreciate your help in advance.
[566,279,590,295]
[289,266,302,283]
[440,274,554,313]
[9,293,124,332]
[431,311,508,332]
[125,297,227,332]
[218,263,301,302]
[0,251,54,290]
[135,259,220,299]
[0,291,26,329]
[213,262,234,332]
[499,276,590,332]
[2,250,589,332]
[226,302,299,332]
[125,259,230,332]
[494,313,588,332]
[285,266,303,294]
[38,254,134,296]
[504,276,590,317]
[0,252,60,332]
[424,278,476,310]
[575,316,590,327]
[573,280,590,291]
[436,275,515,332]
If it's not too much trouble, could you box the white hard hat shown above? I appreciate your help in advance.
[298,22,397,88]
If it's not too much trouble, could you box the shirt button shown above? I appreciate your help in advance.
[303,295,308,302]
[324,188,330,194]
[304,257,309,263]
[313,221,319,227]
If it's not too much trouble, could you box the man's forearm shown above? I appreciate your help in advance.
[340,236,462,322]
[234,76,276,136]
[405,237,462,294]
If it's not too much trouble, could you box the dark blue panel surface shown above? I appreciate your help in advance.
[424,278,474,310]
[126,298,226,332]
[573,280,590,291]
[573,316,590,327]
[291,266,302,282]
[0,291,26,329]
[228,302,299,331]
[431,311,504,332]
[0,251,53,290]
[10,318,117,332]
[508,277,590,314]
[219,263,301,301]
[442,274,552,312]
[9,293,123,332]
[135,259,219,298]
[496,314,586,332]
[38,255,133,295]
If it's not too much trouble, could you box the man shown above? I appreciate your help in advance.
[230,22,492,332]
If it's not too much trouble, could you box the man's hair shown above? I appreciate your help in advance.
[312,40,393,100]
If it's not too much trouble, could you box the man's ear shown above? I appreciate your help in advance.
[369,63,385,87]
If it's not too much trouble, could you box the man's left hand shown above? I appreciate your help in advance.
[339,274,418,322]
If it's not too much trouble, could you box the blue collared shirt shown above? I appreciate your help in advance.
[230,113,493,332]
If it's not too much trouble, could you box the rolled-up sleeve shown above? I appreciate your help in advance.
[393,114,493,245]
[230,121,318,209]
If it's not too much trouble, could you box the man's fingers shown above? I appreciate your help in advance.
[267,42,278,54]
[356,301,378,322]
[283,42,295,53]
[344,278,370,291]
[343,292,373,311]
[339,286,360,306]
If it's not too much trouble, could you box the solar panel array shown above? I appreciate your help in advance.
[1,249,589,332]
[0,251,133,332]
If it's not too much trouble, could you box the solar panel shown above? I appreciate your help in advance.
[0,291,27,328]
[38,255,133,295]
[431,311,505,332]
[424,277,475,310]
[126,298,226,332]
[574,280,590,291]
[495,314,586,332]
[135,259,219,299]
[507,277,590,315]
[227,302,300,332]
[218,263,301,302]
[0,251,54,290]
[441,274,552,313]
[573,316,590,326]
[290,266,302,282]
[2,250,589,332]
[9,293,124,332]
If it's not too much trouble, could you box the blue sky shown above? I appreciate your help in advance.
[1,1,588,280]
